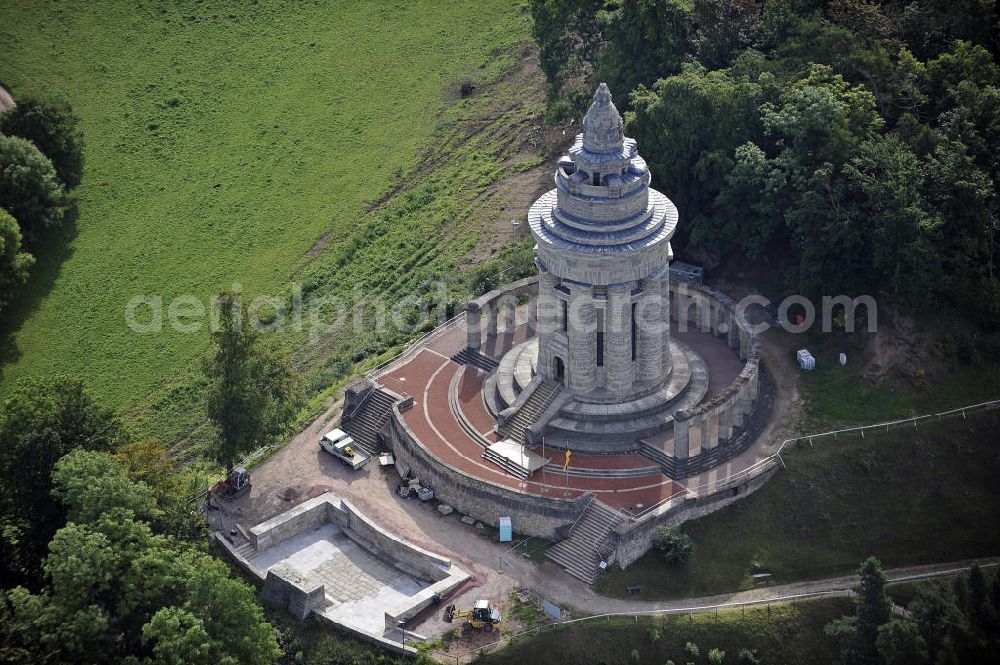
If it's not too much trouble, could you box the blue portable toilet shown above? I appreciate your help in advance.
[498,516,512,542]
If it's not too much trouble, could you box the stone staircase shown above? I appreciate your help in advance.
[501,382,561,444]
[451,347,500,373]
[639,441,683,478]
[233,539,256,560]
[340,387,398,455]
[546,500,622,584]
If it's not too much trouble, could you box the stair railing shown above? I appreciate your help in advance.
[344,383,376,422]
[592,506,628,563]
[565,494,596,537]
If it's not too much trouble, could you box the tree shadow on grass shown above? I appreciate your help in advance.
[0,203,78,381]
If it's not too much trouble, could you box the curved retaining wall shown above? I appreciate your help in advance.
[385,406,591,539]
[611,464,779,568]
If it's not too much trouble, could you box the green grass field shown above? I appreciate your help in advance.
[595,407,1000,600]
[795,333,1000,432]
[475,598,849,665]
[0,0,531,445]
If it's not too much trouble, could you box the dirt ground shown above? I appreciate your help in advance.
[219,394,540,639]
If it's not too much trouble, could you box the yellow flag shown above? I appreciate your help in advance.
[563,449,572,471]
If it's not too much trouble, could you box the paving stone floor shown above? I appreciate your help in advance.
[251,523,427,632]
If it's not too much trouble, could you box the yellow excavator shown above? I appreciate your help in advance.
[443,599,502,633]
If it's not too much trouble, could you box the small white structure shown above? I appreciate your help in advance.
[797,349,816,371]
[839,352,847,366]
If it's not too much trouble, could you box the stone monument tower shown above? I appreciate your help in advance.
[529,82,678,404]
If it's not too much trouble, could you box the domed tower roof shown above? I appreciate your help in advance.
[582,83,624,154]
[527,83,678,285]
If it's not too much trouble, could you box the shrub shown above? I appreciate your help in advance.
[685,642,700,657]
[654,526,696,566]
[709,647,726,663]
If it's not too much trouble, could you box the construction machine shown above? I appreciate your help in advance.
[443,599,502,633]
[208,467,251,501]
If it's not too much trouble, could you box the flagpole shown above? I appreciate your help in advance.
[563,448,571,496]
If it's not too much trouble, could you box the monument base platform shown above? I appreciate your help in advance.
[489,338,711,452]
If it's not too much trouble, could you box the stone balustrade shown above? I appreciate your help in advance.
[465,275,539,350]
[669,282,762,467]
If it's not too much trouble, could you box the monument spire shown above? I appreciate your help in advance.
[582,82,624,154]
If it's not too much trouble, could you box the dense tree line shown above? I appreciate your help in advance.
[0,95,83,315]
[531,0,1000,326]
[826,557,1000,665]
[0,289,307,663]
[0,376,278,664]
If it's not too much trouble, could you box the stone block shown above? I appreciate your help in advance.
[460,515,476,525]
[437,504,454,516]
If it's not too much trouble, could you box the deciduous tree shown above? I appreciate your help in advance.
[0,134,69,245]
[0,209,33,314]
[0,375,124,587]
[0,96,84,189]
[204,289,300,476]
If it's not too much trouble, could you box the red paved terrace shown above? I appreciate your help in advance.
[373,316,745,512]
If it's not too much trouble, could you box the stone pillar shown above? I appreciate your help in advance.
[732,386,747,429]
[727,311,739,349]
[605,284,634,393]
[700,413,712,451]
[567,285,597,393]
[738,330,748,361]
[661,269,672,375]
[466,303,482,350]
[673,413,689,459]
[637,275,663,385]
[536,272,560,380]
[487,302,498,337]
[700,297,711,333]
[718,404,732,445]
[501,295,516,332]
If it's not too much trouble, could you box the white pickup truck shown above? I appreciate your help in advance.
[319,428,371,470]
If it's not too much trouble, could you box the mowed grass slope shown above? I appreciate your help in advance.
[595,408,1000,600]
[0,0,528,412]
[476,599,849,665]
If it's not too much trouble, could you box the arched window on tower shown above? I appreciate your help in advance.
[596,308,604,367]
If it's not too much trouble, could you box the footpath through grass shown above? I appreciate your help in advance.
[475,598,849,665]
[595,407,1000,600]
[0,0,530,445]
